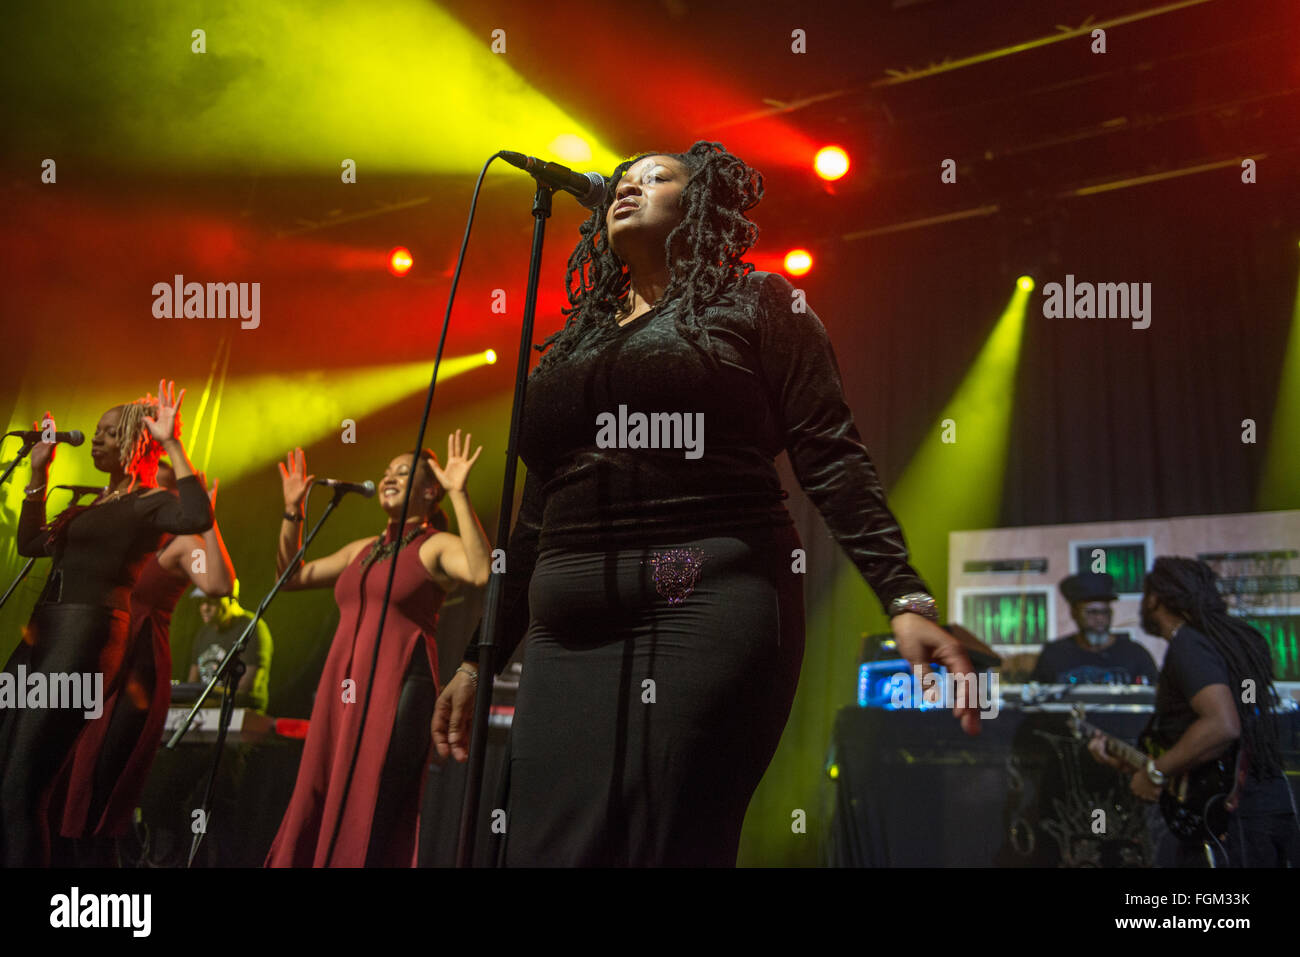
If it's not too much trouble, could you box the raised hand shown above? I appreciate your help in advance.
[142,379,186,444]
[28,410,58,472]
[278,447,314,510]
[428,430,483,493]
[195,470,219,509]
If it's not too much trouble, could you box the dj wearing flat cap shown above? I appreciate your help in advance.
[1030,572,1158,685]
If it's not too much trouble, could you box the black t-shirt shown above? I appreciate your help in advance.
[1150,626,1229,748]
[192,611,272,712]
[1151,624,1291,813]
[1030,633,1159,684]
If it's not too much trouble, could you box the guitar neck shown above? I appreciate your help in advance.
[1080,719,1148,771]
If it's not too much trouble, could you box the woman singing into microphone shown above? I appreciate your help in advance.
[51,462,234,866]
[267,433,491,867]
[432,142,979,866]
[0,381,212,867]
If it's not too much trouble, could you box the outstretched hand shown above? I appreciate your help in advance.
[278,448,314,510]
[142,379,186,444]
[28,410,57,472]
[428,429,482,493]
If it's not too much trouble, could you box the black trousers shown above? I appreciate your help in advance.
[0,603,130,867]
[501,525,805,866]
[364,648,437,867]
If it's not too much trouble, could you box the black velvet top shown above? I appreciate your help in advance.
[464,270,930,674]
[17,475,213,611]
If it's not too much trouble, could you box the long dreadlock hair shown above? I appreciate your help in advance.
[1145,556,1282,777]
[113,394,169,491]
[534,141,764,374]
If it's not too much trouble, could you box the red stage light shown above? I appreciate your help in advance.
[784,249,813,276]
[388,246,413,276]
[814,147,849,181]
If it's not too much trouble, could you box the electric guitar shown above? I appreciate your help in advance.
[1067,705,1246,843]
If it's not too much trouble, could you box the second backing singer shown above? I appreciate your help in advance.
[266,432,490,867]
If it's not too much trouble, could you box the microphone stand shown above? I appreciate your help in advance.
[0,436,37,488]
[0,558,37,611]
[0,440,39,609]
[455,181,553,867]
[167,485,350,867]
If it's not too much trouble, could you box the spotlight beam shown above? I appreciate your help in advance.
[1257,262,1300,509]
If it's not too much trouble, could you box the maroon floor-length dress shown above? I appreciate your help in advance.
[51,538,188,838]
[267,522,445,867]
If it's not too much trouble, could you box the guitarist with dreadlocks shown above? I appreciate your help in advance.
[1087,556,1299,866]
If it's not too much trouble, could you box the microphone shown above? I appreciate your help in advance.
[313,478,376,498]
[53,484,106,498]
[499,151,606,209]
[5,429,85,446]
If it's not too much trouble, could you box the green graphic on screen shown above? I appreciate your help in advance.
[1073,542,1148,593]
[961,592,1050,645]
[1242,613,1300,682]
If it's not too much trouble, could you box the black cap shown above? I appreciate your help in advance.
[1060,572,1117,604]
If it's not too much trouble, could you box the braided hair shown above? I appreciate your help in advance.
[535,141,764,374]
[1145,556,1282,777]
[42,395,170,544]
[113,394,168,491]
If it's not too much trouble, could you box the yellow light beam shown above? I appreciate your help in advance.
[8,0,620,174]
[1257,260,1300,509]
[807,279,1032,669]
[0,353,496,503]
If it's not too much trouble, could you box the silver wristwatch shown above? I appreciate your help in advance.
[888,592,938,622]
[1145,758,1166,787]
